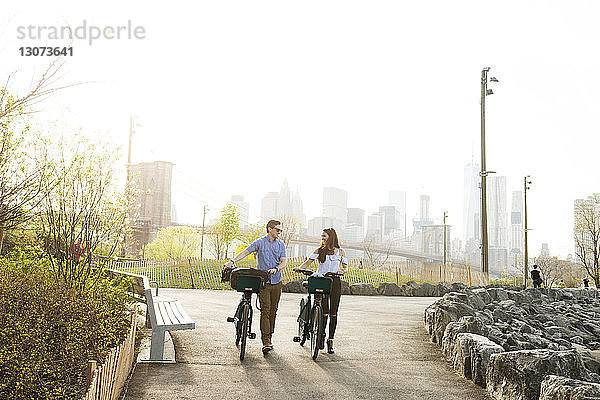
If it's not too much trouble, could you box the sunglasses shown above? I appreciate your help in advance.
[272,227,282,233]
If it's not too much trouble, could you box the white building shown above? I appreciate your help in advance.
[322,187,347,233]
[463,162,480,243]
[510,191,523,256]
[230,195,249,228]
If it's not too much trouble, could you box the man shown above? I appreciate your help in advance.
[530,264,542,288]
[224,220,287,354]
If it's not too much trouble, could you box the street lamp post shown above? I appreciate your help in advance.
[523,176,532,288]
[443,211,448,266]
[480,67,499,275]
[200,205,208,260]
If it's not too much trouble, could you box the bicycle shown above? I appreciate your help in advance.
[224,268,268,361]
[293,269,343,360]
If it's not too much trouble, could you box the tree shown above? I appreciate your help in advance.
[240,223,265,245]
[361,237,392,269]
[278,215,300,250]
[207,204,240,259]
[574,195,600,287]
[38,133,130,289]
[0,60,70,253]
[144,226,202,261]
[535,255,563,288]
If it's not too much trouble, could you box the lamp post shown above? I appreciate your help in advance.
[443,211,448,266]
[523,176,532,288]
[200,205,208,260]
[480,67,499,275]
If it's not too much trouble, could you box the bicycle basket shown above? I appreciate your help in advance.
[308,276,332,294]
[230,268,268,293]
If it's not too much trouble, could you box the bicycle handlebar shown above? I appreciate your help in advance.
[294,269,344,277]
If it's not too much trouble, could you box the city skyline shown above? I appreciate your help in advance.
[3,1,600,259]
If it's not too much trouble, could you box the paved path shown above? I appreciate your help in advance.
[125,289,490,400]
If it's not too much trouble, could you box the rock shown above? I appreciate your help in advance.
[414,282,438,297]
[486,349,594,400]
[424,297,475,345]
[340,279,351,295]
[437,282,453,296]
[282,279,307,293]
[540,375,600,400]
[442,315,489,358]
[572,343,600,375]
[454,333,504,387]
[349,283,377,296]
[488,287,510,302]
[377,282,402,296]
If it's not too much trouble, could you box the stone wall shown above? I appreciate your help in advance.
[424,286,600,400]
[282,279,468,297]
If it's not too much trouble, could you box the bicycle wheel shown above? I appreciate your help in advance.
[234,302,243,345]
[310,305,323,360]
[298,298,308,346]
[240,303,250,361]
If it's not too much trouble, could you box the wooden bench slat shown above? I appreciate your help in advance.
[174,301,194,325]
[154,302,165,326]
[158,302,171,326]
[165,302,179,325]
[171,302,187,325]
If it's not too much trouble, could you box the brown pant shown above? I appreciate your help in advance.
[258,281,283,345]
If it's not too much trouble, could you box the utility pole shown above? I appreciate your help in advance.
[200,205,208,260]
[480,67,499,275]
[523,176,532,288]
[443,211,448,265]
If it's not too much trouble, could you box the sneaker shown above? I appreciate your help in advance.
[262,344,273,354]
[327,339,334,354]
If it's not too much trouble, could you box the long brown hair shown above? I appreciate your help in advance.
[318,228,340,263]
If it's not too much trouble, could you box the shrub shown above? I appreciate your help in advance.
[0,259,133,399]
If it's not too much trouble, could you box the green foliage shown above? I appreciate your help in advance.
[144,226,203,261]
[0,259,133,400]
[208,204,240,259]
[113,258,427,290]
[38,133,130,289]
[240,223,264,245]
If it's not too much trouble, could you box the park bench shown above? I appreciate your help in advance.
[103,269,196,361]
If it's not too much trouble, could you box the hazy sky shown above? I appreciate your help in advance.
[2,1,600,258]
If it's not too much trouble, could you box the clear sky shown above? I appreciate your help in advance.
[2,1,600,258]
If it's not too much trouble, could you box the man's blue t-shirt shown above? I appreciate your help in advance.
[245,236,286,284]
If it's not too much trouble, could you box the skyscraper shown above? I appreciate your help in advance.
[510,191,523,255]
[260,192,279,222]
[366,212,384,241]
[487,175,508,275]
[322,187,347,233]
[379,206,402,236]
[488,176,508,249]
[389,191,407,236]
[463,162,480,243]
[230,195,249,228]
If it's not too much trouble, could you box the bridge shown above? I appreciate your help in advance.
[289,234,443,263]
[170,223,444,263]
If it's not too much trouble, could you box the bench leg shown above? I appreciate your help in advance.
[150,328,166,361]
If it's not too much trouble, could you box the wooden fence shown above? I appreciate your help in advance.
[100,257,487,288]
[84,313,137,400]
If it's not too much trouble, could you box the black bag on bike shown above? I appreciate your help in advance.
[221,265,234,282]
[230,268,269,293]
[308,276,332,294]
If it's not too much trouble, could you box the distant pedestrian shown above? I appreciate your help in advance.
[530,265,542,288]
[583,278,590,288]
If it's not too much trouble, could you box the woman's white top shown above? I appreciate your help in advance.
[309,248,348,274]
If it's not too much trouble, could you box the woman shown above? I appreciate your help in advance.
[295,228,348,354]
